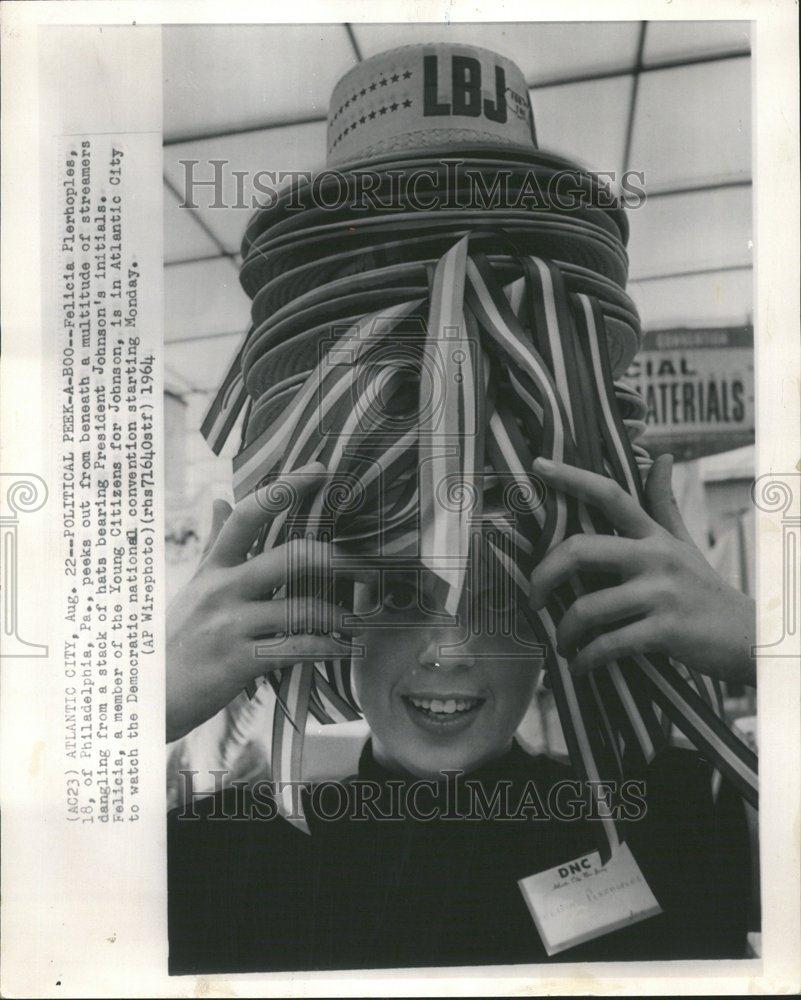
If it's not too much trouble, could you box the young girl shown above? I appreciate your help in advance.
[167,38,756,974]
[167,456,754,972]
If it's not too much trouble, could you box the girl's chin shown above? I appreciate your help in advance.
[388,740,501,780]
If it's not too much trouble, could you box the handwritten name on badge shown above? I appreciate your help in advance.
[518,842,662,956]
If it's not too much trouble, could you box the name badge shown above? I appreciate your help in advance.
[518,842,662,956]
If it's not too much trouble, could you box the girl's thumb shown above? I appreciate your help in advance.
[202,498,233,558]
[644,454,695,545]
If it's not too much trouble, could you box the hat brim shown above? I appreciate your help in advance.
[241,147,629,259]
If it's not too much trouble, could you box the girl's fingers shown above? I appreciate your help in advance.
[206,462,328,567]
[245,633,363,677]
[228,634,360,688]
[237,598,365,640]
[556,583,653,656]
[532,457,656,539]
[569,618,664,676]
[529,534,643,610]
[234,538,373,598]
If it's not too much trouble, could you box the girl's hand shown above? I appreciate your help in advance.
[529,455,756,686]
[166,463,363,742]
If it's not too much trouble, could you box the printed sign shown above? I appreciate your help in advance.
[625,326,754,461]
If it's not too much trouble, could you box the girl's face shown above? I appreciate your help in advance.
[349,561,542,779]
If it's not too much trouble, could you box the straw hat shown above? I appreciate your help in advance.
[327,43,539,168]
[233,43,641,450]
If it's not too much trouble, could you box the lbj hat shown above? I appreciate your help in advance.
[227,41,644,447]
[327,43,538,167]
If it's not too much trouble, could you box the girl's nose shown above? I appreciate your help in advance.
[418,634,477,671]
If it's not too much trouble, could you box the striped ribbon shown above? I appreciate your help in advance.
[201,166,757,857]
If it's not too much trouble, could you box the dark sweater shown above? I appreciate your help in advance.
[168,741,750,973]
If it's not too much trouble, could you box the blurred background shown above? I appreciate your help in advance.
[163,23,757,923]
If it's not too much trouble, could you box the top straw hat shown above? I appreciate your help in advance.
[230,40,642,447]
[327,43,541,168]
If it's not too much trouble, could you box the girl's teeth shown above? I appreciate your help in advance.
[409,696,478,714]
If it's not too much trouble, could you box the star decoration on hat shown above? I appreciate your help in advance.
[329,45,539,163]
